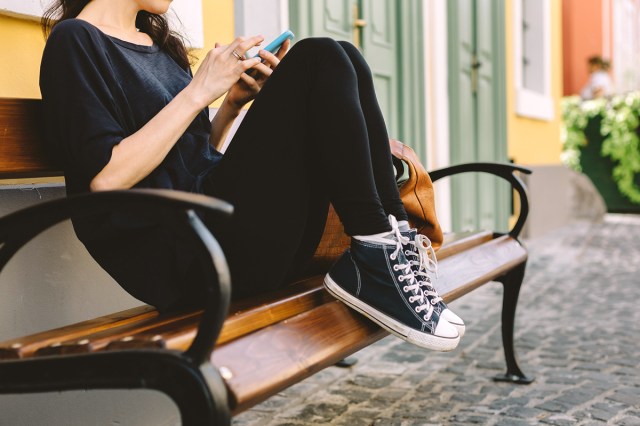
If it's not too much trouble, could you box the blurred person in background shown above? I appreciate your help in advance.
[580,55,614,100]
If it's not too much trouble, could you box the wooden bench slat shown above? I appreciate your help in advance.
[438,230,493,259]
[35,310,202,357]
[437,235,527,302]
[27,277,334,357]
[0,305,158,359]
[0,98,61,179]
[212,301,386,414]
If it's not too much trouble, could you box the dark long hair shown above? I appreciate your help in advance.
[41,0,191,69]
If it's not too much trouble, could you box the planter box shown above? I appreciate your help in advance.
[580,115,640,213]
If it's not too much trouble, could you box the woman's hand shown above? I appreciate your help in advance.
[224,38,291,110]
[186,36,264,109]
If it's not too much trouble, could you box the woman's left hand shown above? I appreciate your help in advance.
[224,39,290,109]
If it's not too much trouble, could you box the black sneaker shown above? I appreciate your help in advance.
[401,229,466,337]
[323,216,460,352]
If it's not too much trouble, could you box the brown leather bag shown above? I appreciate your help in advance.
[310,139,443,270]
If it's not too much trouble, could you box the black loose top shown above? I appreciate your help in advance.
[40,19,221,310]
[40,19,221,195]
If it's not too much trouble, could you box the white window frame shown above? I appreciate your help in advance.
[0,0,204,49]
[513,0,554,121]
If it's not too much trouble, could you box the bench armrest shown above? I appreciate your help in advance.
[0,189,233,365]
[428,163,532,239]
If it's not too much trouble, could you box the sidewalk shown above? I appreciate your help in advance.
[234,215,640,426]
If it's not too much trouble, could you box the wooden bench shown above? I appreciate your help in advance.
[0,97,534,425]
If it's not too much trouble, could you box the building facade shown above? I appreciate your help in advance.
[563,0,640,97]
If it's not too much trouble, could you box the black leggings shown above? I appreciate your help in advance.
[203,38,408,297]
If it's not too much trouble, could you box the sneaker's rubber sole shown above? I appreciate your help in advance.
[324,274,460,352]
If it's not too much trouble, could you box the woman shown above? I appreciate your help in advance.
[39,0,463,351]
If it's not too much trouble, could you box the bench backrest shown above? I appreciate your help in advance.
[0,98,61,179]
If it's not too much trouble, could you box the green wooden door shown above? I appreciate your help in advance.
[448,0,508,232]
[289,0,425,161]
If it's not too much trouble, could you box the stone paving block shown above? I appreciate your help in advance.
[617,416,640,426]
[449,413,492,424]
[606,390,640,407]
[347,374,396,390]
[334,411,379,426]
[285,401,349,424]
[539,414,579,425]
[329,387,374,405]
[490,396,531,410]
[503,405,547,419]
[494,419,536,426]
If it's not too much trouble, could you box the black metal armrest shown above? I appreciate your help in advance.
[429,162,532,239]
[0,188,233,365]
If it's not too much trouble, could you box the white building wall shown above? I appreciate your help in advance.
[613,0,640,93]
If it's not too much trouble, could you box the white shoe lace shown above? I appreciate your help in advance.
[404,234,443,307]
[388,216,435,321]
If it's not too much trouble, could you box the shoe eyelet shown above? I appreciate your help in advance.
[403,285,409,292]
[431,300,437,305]
[393,265,400,271]
[408,296,415,303]
[414,307,421,313]
[423,315,431,321]
[398,276,404,282]
[390,254,397,260]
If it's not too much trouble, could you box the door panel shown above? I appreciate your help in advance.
[362,0,399,136]
[448,0,507,232]
[475,0,499,231]
[312,0,352,41]
[449,0,479,231]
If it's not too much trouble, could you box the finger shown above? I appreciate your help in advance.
[228,35,264,57]
[275,39,291,60]
[250,62,274,78]
[238,57,262,72]
[238,72,259,89]
[258,50,281,68]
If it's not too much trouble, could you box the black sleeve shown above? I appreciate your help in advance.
[40,21,125,187]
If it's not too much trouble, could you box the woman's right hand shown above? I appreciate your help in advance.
[187,36,264,109]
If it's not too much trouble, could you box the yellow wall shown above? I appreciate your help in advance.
[505,0,564,165]
[0,15,45,99]
[0,5,235,101]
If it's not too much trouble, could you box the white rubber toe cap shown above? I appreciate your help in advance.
[433,317,459,339]
[441,309,465,338]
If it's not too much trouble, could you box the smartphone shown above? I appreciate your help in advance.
[251,30,295,58]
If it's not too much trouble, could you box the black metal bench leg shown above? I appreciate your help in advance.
[493,261,534,384]
[165,362,231,426]
[335,357,358,368]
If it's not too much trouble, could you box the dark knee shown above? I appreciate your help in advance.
[293,37,343,53]
[336,40,371,75]
[290,37,352,65]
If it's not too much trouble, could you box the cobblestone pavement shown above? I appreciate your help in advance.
[234,214,640,426]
